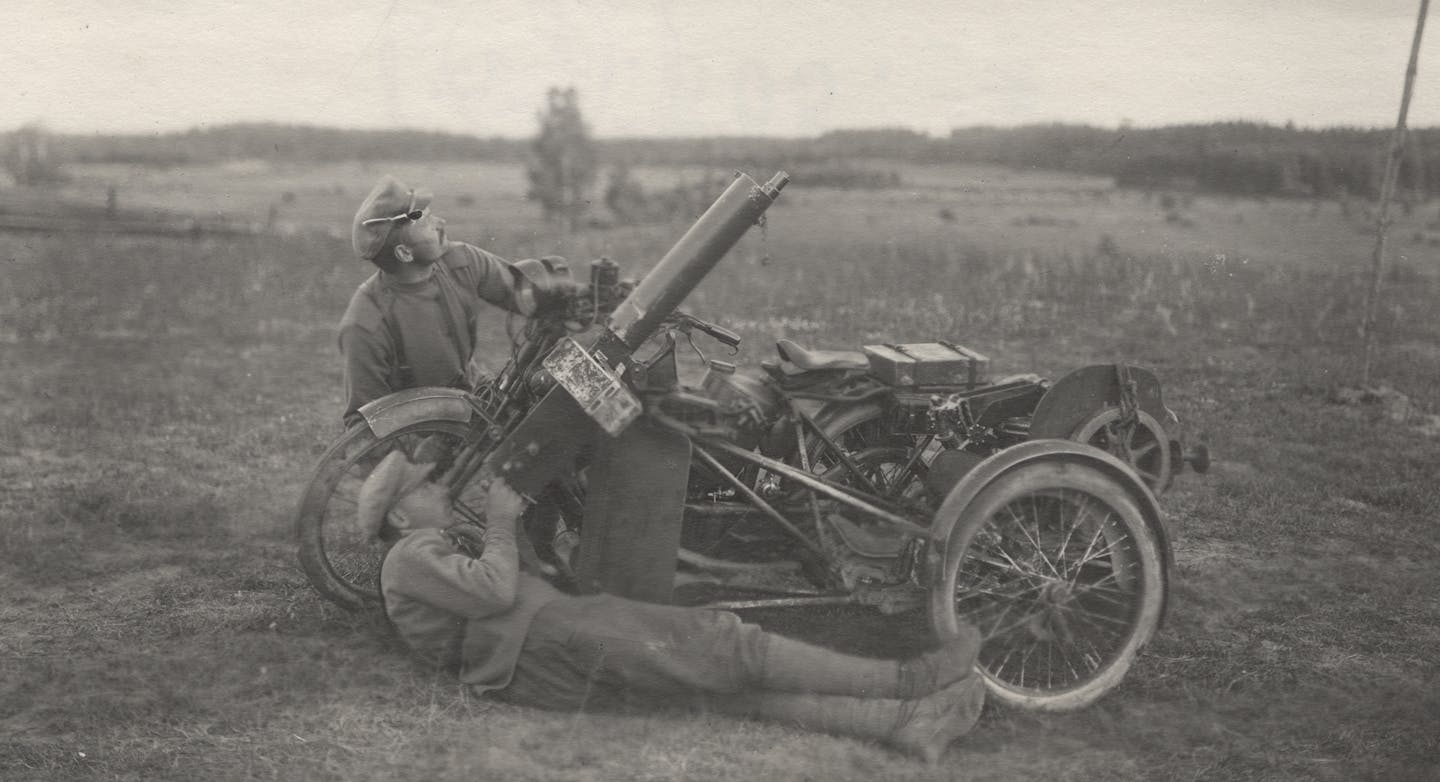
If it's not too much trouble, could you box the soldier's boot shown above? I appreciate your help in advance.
[888,673,987,763]
[759,622,981,699]
[710,673,986,764]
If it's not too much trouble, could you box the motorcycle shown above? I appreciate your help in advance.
[295,171,1207,712]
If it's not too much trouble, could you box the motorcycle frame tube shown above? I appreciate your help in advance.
[495,329,549,398]
[791,400,883,496]
[694,436,934,539]
[607,171,788,351]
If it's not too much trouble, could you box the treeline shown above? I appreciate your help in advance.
[57,123,524,165]
[608,124,1433,200]
[941,123,1435,200]
[18,121,1439,200]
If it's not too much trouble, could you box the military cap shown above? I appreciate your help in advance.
[351,176,434,261]
[356,449,452,541]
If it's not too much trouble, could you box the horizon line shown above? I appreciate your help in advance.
[8,118,1421,141]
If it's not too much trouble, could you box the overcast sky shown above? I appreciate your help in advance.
[7,0,1437,138]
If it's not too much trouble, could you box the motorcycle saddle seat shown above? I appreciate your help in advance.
[774,339,870,372]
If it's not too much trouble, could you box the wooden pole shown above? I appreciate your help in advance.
[1361,0,1430,387]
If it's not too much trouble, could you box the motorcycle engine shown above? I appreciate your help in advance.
[672,362,785,495]
[700,361,783,448]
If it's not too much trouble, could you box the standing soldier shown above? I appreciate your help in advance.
[339,176,537,429]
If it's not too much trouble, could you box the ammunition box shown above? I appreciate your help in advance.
[862,342,989,388]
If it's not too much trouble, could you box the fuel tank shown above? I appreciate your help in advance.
[701,361,784,427]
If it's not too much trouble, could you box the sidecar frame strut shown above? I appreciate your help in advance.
[692,436,934,539]
[691,446,828,559]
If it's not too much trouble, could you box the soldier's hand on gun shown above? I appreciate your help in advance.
[565,281,596,331]
[483,479,529,529]
[444,523,488,557]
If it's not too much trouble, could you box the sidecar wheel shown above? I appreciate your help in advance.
[930,459,1165,711]
[296,421,475,611]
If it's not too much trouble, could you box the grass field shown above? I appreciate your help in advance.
[3,161,1439,781]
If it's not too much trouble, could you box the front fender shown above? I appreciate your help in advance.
[358,387,474,439]
[925,439,1173,599]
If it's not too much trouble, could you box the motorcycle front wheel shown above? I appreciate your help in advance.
[929,458,1166,711]
[295,421,476,611]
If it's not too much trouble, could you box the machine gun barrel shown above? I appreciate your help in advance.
[607,171,788,350]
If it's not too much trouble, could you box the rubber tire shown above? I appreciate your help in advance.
[930,458,1165,712]
[295,421,473,611]
[806,402,893,464]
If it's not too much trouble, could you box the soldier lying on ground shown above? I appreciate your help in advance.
[357,451,986,764]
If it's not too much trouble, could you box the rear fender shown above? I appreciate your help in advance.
[811,400,889,441]
[358,387,475,438]
[1028,364,1171,440]
[925,439,1172,614]
[760,398,890,460]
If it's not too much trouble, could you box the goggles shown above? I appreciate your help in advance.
[361,189,425,226]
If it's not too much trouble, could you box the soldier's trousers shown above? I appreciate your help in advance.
[496,594,770,712]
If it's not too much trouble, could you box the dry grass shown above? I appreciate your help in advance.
[3,162,1439,780]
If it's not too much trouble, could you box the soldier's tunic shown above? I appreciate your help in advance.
[338,242,524,429]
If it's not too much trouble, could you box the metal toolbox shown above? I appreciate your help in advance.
[862,342,990,388]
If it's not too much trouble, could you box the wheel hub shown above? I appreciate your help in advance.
[1027,580,1077,642]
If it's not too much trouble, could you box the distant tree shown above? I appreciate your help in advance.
[3,122,67,186]
[603,164,648,225]
[526,87,598,231]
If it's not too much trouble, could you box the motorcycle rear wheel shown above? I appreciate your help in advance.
[804,402,928,504]
[930,459,1165,711]
[295,421,475,611]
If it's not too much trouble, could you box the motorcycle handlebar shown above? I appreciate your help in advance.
[688,316,742,348]
[674,313,741,349]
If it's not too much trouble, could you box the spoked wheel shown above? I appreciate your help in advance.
[805,404,928,504]
[295,421,477,610]
[820,445,930,508]
[1072,408,1171,495]
[929,458,1165,711]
